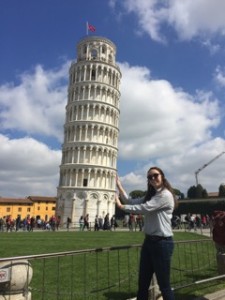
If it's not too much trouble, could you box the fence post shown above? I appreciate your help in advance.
[148,274,162,300]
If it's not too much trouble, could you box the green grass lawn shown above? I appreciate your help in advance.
[0,230,223,300]
[0,230,144,257]
[0,230,205,257]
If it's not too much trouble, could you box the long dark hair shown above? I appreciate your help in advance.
[144,166,177,208]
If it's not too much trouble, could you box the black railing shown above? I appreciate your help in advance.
[0,239,223,300]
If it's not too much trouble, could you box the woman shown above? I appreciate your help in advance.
[115,166,176,300]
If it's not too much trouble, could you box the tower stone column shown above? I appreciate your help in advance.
[56,36,121,226]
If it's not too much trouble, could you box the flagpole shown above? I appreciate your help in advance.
[86,21,88,36]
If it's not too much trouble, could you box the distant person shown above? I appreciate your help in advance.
[212,211,225,253]
[94,215,99,231]
[67,217,71,231]
[50,216,56,231]
[6,215,13,232]
[83,214,89,231]
[201,215,207,228]
[128,213,135,231]
[16,215,21,231]
[0,218,4,232]
[56,216,60,230]
[212,211,225,275]
[103,213,110,230]
[79,216,84,231]
[26,215,31,231]
[30,216,35,231]
[136,214,144,231]
[116,166,176,300]
[110,215,117,231]
[98,216,103,230]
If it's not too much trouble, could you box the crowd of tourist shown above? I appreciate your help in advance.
[0,215,60,232]
[75,213,145,232]
[0,212,212,233]
[171,213,211,230]
[77,213,118,231]
[0,212,145,232]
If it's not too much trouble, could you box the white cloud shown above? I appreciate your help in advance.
[112,0,225,43]
[214,66,225,87]
[0,63,69,197]
[201,39,221,55]
[167,0,225,40]
[0,135,61,198]
[0,62,70,141]
[119,138,225,195]
[0,61,224,197]
[116,62,225,194]
[118,62,220,160]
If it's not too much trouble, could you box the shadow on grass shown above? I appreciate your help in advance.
[104,291,210,300]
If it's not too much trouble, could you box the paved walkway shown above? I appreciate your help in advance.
[196,289,225,300]
[173,227,212,237]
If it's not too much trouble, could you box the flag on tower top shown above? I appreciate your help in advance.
[86,22,96,34]
[88,24,96,32]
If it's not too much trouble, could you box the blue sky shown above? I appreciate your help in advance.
[1,0,225,198]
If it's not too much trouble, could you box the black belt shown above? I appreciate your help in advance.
[145,235,172,241]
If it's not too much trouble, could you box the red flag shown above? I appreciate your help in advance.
[88,23,96,32]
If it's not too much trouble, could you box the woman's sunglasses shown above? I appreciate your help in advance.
[147,173,160,181]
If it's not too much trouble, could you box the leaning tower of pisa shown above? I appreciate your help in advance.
[56,36,121,226]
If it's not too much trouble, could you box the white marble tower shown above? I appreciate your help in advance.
[56,36,121,225]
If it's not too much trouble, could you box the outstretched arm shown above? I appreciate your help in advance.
[115,193,125,210]
[116,175,128,201]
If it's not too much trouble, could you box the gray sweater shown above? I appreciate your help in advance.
[121,188,174,237]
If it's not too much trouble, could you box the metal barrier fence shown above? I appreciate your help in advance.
[0,239,222,300]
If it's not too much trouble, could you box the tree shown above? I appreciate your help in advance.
[129,190,146,199]
[219,184,225,197]
[196,184,204,198]
[130,188,184,199]
[187,184,208,199]
[187,186,196,198]
[173,188,184,199]
[202,189,208,198]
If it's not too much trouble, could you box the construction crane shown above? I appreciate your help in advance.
[195,151,225,185]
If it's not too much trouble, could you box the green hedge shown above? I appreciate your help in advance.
[175,199,225,215]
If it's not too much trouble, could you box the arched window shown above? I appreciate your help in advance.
[91,49,97,59]
[91,69,96,80]
[102,45,106,54]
